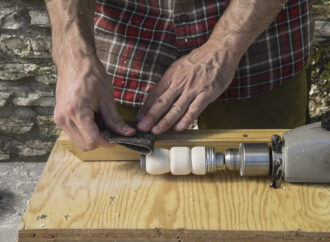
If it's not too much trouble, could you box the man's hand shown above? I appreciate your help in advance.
[137,43,239,134]
[45,0,135,151]
[137,0,287,134]
[54,54,135,151]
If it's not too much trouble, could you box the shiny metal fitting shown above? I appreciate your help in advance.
[205,147,224,173]
[239,143,270,176]
[225,148,240,171]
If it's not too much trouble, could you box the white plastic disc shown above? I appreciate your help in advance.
[146,148,170,175]
[170,147,191,175]
[191,146,206,175]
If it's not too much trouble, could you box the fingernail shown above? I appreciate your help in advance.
[121,126,133,133]
[176,122,184,130]
[139,120,149,130]
[152,124,161,133]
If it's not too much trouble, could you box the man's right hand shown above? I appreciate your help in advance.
[45,0,135,151]
[53,52,135,151]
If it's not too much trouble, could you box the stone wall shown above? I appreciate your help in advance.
[0,0,59,162]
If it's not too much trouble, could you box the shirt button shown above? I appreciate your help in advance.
[179,13,189,23]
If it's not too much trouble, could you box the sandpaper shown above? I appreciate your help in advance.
[95,113,155,154]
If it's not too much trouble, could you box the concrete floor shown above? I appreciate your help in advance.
[0,162,45,242]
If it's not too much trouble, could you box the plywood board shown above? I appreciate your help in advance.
[58,129,288,161]
[19,142,330,241]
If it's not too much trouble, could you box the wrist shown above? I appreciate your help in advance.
[201,34,245,67]
[53,35,96,67]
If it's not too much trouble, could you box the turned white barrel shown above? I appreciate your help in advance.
[146,148,170,175]
[191,146,206,175]
[170,147,191,175]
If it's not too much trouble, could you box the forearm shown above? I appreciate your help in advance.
[44,0,96,65]
[207,0,287,60]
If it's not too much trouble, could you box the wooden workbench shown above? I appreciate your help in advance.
[19,130,330,241]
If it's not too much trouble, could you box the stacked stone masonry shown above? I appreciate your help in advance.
[0,1,328,162]
[0,0,59,162]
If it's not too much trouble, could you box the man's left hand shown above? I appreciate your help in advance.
[136,42,240,135]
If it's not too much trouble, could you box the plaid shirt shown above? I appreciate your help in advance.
[94,0,312,107]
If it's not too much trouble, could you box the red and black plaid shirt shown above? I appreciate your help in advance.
[94,0,312,107]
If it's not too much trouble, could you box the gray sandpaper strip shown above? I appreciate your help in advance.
[95,113,155,154]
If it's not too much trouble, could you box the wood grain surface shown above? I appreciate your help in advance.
[19,142,330,241]
[58,129,288,161]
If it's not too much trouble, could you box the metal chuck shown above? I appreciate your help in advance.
[222,144,270,176]
[238,143,270,176]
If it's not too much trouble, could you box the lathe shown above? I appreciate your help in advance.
[140,121,330,188]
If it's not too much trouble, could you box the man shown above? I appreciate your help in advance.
[45,0,312,151]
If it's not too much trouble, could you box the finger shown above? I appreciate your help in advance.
[73,111,110,151]
[62,120,91,151]
[54,111,90,151]
[136,72,172,120]
[151,91,195,135]
[175,93,210,132]
[137,86,182,132]
[100,100,136,136]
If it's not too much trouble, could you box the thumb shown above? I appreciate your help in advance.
[99,100,136,136]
